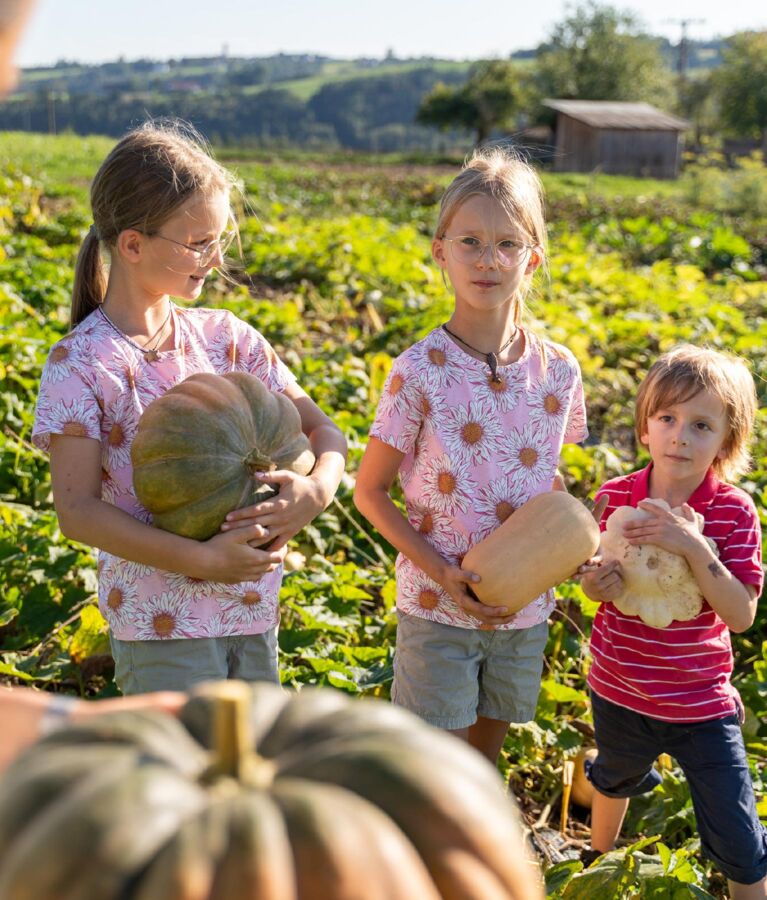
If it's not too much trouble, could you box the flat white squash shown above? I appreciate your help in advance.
[599,498,715,628]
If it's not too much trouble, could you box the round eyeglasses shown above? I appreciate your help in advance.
[150,230,237,268]
[442,235,534,269]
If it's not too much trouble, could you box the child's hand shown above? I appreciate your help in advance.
[624,501,706,558]
[199,526,286,583]
[221,471,326,551]
[437,565,518,626]
[580,559,624,603]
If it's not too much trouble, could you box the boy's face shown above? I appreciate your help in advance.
[641,389,728,483]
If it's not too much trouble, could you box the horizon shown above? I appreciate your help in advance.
[16,0,766,70]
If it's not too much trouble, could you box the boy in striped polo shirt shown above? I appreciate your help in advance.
[580,345,766,899]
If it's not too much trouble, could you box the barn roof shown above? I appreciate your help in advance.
[544,100,690,131]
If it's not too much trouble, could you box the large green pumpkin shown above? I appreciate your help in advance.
[131,372,315,541]
[0,682,542,900]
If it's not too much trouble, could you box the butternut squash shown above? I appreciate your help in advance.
[461,492,600,611]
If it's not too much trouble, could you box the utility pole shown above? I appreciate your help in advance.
[664,18,705,86]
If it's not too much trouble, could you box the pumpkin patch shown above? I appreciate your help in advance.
[131,372,315,541]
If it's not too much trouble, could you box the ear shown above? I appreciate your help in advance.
[115,228,145,264]
[525,247,543,275]
[431,237,447,268]
[639,430,650,447]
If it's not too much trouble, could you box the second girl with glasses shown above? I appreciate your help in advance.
[355,147,588,763]
[33,121,347,694]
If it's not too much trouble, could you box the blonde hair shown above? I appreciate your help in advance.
[635,344,757,481]
[71,120,235,326]
[435,146,547,326]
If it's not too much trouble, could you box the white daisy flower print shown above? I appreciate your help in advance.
[399,568,447,622]
[442,400,503,467]
[101,466,121,504]
[201,613,233,638]
[528,364,572,437]
[420,454,476,517]
[498,425,555,492]
[408,504,453,545]
[45,340,78,384]
[101,574,138,630]
[466,365,525,413]
[165,572,231,604]
[133,592,200,640]
[218,587,274,629]
[419,387,449,439]
[419,334,466,390]
[118,558,156,581]
[377,363,419,421]
[435,529,471,567]
[122,361,157,410]
[207,325,247,372]
[475,477,528,534]
[45,396,98,439]
[103,393,135,471]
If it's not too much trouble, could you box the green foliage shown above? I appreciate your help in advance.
[715,31,767,142]
[532,1,673,109]
[1,135,766,898]
[417,60,528,144]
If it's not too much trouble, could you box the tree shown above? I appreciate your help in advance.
[533,2,672,107]
[417,60,526,145]
[715,31,767,151]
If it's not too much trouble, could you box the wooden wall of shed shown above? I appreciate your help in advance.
[553,115,598,172]
[553,113,684,178]
[597,129,682,178]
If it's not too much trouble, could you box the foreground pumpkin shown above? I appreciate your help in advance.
[131,372,315,540]
[0,681,543,900]
[461,492,600,611]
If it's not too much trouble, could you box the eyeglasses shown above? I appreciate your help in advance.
[150,230,237,267]
[442,235,534,269]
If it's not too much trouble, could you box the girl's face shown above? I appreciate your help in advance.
[432,194,541,315]
[132,190,232,301]
[641,388,728,485]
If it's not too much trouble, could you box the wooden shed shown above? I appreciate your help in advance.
[544,100,690,179]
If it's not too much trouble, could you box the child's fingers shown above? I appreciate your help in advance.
[455,568,481,585]
[590,495,609,523]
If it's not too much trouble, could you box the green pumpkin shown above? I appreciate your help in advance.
[0,682,542,900]
[131,372,315,541]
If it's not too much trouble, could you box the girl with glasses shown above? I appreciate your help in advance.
[355,147,588,764]
[32,121,347,694]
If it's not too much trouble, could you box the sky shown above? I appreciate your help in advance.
[16,0,767,68]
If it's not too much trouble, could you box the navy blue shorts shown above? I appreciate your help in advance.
[588,691,767,885]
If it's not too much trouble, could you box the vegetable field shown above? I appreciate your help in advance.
[1,133,766,898]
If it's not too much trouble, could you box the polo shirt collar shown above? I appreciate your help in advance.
[630,463,720,512]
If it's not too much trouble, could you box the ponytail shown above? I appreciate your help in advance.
[70,229,107,327]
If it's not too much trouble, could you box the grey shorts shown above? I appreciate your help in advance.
[109,630,279,695]
[392,611,548,730]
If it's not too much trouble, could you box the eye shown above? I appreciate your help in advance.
[498,240,521,250]
[458,236,480,247]
[695,422,711,431]
[657,414,673,423]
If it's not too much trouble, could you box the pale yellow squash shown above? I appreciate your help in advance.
[461,492,600,611]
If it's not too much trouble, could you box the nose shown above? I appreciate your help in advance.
[672,429,689,446]
[477,242,498,268]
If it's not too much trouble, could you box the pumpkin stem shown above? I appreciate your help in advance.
[245,450,276,473]
[212,681,253,779]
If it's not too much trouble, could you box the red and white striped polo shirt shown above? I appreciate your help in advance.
[588,465,763,723]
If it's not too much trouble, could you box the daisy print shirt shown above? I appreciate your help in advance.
[33,305,296,641]
[370,327,588,630]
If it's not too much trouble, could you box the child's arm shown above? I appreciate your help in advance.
[354,437,517,626]
[50,434,284,583]
[222,383,347,551]
[625,501,758,633]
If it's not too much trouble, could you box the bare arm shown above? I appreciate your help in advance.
[50,434,284,583]
[0,686,184,775]
[222,381,347,550]
[353,437,517,626]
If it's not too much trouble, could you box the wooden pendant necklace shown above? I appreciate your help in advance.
[99,304,173,363]
[441,323,518,383]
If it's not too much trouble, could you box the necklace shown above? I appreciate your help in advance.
[99,304,173,363]
[441,323,518,383]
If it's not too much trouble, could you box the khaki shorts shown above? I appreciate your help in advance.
[110,630,279,695]
[392,611,548,730]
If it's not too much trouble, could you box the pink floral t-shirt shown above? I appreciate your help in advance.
[370,327,588,630]
[33,305,296,641]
